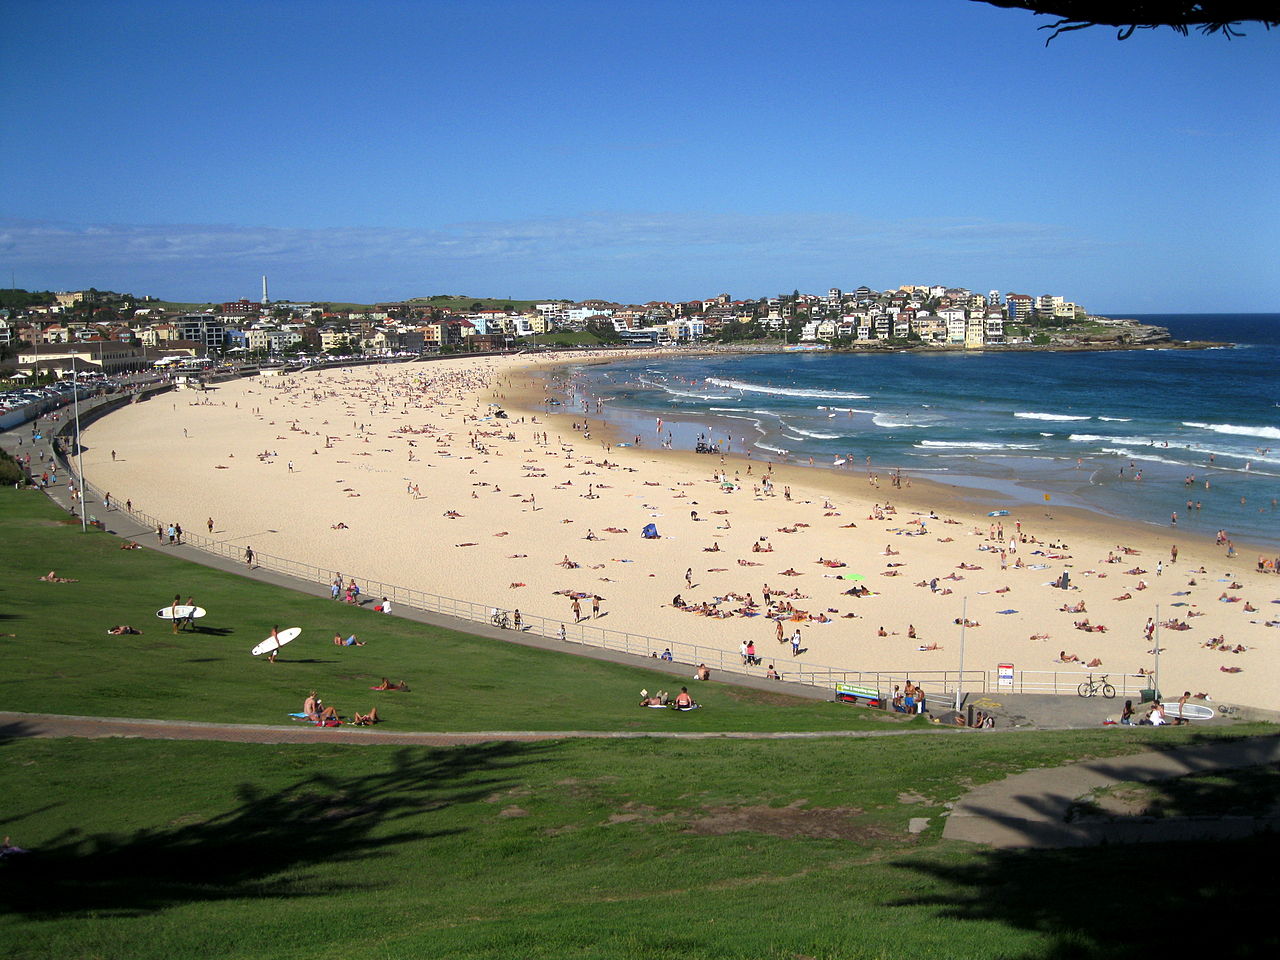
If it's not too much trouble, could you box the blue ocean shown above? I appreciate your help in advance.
[558,314,1280,548]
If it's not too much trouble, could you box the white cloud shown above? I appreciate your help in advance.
[0,213,1104,301]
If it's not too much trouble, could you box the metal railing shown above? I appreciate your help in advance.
[984,669,1152,699]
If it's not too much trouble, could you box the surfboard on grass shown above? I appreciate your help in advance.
[156,605,207,620]
[252,627,300,657]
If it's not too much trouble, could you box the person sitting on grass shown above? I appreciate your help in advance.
[674,687,695,709]
[694,664,711,681]
[303,691,340,723]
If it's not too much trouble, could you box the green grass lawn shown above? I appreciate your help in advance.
[0,487,904,733]
[2,731,1275,960]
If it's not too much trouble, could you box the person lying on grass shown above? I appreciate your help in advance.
[352,707,380,725]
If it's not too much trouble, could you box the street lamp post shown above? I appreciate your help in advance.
[1152,603,1161,700]
[72,355,87,532]
[954,596,968,711]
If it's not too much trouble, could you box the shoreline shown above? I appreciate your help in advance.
[79,354,1280,711]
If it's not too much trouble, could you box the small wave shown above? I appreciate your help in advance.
[786,425,844,439]
[1014,412,1091,422]
[1097,447,1190,468]
[873,414,928,429]
[707,378,869,399]
[636,376,732,400]
[917,441,1040,451]
[756,442,790,455]
[1098,416,1132,422]
[1069,434,1161,446]
[1182,421,1280,441]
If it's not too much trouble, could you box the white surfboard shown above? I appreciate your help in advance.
[156,605,207,620]
[252,626,301,657]
[1163,701,1215,720]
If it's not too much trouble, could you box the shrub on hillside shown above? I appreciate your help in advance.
[0,448,29,485]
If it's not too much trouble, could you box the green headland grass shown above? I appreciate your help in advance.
[0,487,903,732]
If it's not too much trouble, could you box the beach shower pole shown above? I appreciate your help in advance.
[954,596,968,711]
[72,357,87,533]
[1152,603,1161,699]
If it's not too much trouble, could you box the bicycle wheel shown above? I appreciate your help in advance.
[1101,683,1116,699]
[1077,681,1093,698]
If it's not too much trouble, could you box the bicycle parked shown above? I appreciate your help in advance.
[1077,673,1116,699]
[490,609,510,629]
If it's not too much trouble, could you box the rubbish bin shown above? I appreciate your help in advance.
[1140,687,1161,703]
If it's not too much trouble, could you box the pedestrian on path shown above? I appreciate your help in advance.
[245,545,254,567]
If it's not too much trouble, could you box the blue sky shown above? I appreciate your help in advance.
[2,0,1277,310]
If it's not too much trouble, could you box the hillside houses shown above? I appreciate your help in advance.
[0,281,1095,374]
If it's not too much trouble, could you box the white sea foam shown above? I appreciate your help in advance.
[1014,412,1091,422]
[1182,422,1280,441]
[786,425,844,439]
[707,378,869,399]
[1069,434,1161,446]
[873,414,928,429]
[917,441,1040,451]
[1097,447,1191,468]
[636,376,732,400]
[1098,416,1132,422]
[756,442,790,455]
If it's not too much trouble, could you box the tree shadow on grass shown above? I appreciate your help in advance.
[896,834,1280,959]
[0,740,551,918]
[895,735,1280,958]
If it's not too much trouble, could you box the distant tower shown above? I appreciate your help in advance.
[261,275,269,306]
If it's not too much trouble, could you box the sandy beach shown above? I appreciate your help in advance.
[80,354,1280,711]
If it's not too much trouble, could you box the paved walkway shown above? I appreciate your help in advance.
[0,710,933,746]
[943,732,1280,847]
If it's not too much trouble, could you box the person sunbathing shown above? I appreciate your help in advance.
[119,541,141,550]
[1085,657,1102,668]
[694,664,710,681]
[674,687,695,708]
[370,678,409,691]
[106,625,140,635]
[1059,651,1080,662]
[917,643,942,651]
[38,571,78,582]
[352,707,381,725]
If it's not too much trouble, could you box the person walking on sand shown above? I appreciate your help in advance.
[207,517,214,535]
[572,597,582,622]
[592,595,601,618]
[685,567,693,588]
[791,628,802,657]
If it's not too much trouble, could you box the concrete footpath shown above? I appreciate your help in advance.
[943,732,1280,847]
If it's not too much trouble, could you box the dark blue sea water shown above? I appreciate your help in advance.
[558,314,1280,547]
